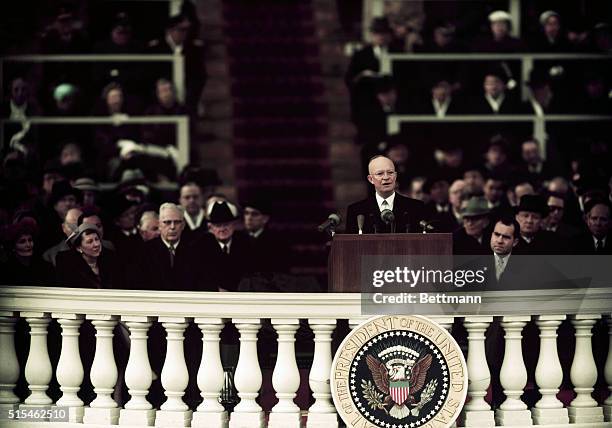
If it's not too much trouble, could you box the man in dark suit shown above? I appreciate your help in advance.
[513,139,558,187]
[469,67,524,114]
[573,199,611,254]
[543,193,581,240]
[488,217,522,287]
[345,155,425,234]
[240,198,290,274]
[133,202,201,291]
[198,201,252,291]
[514,194,567,254]
[452,197,492,255]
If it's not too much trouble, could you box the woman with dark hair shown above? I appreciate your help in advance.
[0,218,53,285]
[56,223,121,288]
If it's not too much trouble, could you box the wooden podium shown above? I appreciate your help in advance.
[328,233,452,292]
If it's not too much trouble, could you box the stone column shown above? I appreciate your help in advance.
[532,315,568,425]
[54,313,85,422]
[192,318,228,428]
[604,316,612,422]
[568,314,604,424]
[460,316,495,427]
[269,319,301,428]
[155,317,192,427]
[495,316,532,426]
[84,315,120,425]
[0,313,20,411]
[307,319,337,428]
[21,313,52,412]
[229,319,264,428]
[119,317,155,426]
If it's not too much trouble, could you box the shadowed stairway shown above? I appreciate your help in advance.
[223,0,334,283]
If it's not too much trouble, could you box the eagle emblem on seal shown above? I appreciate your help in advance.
[363,345,438,419]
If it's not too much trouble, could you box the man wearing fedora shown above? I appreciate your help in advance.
[573,198,611,254]
[198,201,252,292]
[452,196,492,254]
[514,194,567,254]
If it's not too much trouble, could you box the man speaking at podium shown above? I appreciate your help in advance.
[346,155,425,234]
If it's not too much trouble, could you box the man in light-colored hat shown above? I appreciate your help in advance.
[73,177,99,208]
[452,196,492,254]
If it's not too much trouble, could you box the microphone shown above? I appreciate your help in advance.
[419,220,435,234]
[381,209,395,224]
[317,213,341,232]
[357,214,365,235]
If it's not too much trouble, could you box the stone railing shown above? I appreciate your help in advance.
[0,285,611,427]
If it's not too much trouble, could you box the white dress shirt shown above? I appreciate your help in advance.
[375,192,396,212]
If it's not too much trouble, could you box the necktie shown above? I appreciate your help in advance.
[496,257,505,280]
[222,244,229,255]
[596,239,604,253]
[168,244,175,268]
[381,200,389,209]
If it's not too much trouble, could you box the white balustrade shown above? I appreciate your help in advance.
[156,318,192,427]
[461,315,495,427]
[119,317,155,426]
[604,316,612,422]
[568,314,604,424]
[54,314,85,422]
[84,315,120,425]
[532,315,569,425]
[0,313,20,409]
[269,319,301,428]
[21,313,53,409]
[192,318,228,428]
[230,319,264,428]
[495,316,532,426]
[307,319,337,428]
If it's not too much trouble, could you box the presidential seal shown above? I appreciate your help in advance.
[332,315,467,428]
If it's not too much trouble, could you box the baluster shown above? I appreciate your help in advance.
[0,313,20,410]
[192,318,228,428]
[84,315,119,425]
[269,319,301,428]
[155,317,192,427]
[495,316,532,426]
[604,316,612,422]
[307,319,337,428]
[119,317,155,426]
[460,316,495,427]
[431,316,457,428]
[229,319,264,428]
[55,313,85,422]
[21,312,53,413]
[568,314,604,424]
[532,315,568,425]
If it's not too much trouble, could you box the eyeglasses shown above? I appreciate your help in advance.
[548,206,563,212]
[372,171,397,179]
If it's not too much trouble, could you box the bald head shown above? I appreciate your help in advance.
[367,156,397,198]
[63,208,83,237]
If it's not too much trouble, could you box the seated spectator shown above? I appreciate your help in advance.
[142,79,188,148]
[148,14,206,114]
[42,207,82,266]
[469,67,524,114]
[412,77,463,116]
[38,180,80,251]
[453,196,492,254]
[463,165,485,195]
[408,177,427,202]
[386,141,418,193]
[49,83,83,116]
[508,180,536,207]
[415,21,465,53]
[179,181,206,241]
[0,217,51,285]
[93,12,145,95]
[56,223,121,288]
[1,77,41,120]
[483,173,510,219]
[431,145,465,183]
[483,135,512,177]
[525,67,570,114]
[530,10,572,52]
[240,197,290,274]
[474,10,525,52]
[73,177,99,208]
[514,194,567,254]
[432,179,465,232]
[592,22,612,53]
[573,199,611,254]
[543,193,581,240]
[345,17,393,123]
[423,176,450,218]
[579,72,612,114]
[77,208,115,251]
[200,201,252,291]
[514,138,558,187]
[388,12,424,52]
[39,4,89,54]
[138,211,160,242]
[59,141,83,166]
